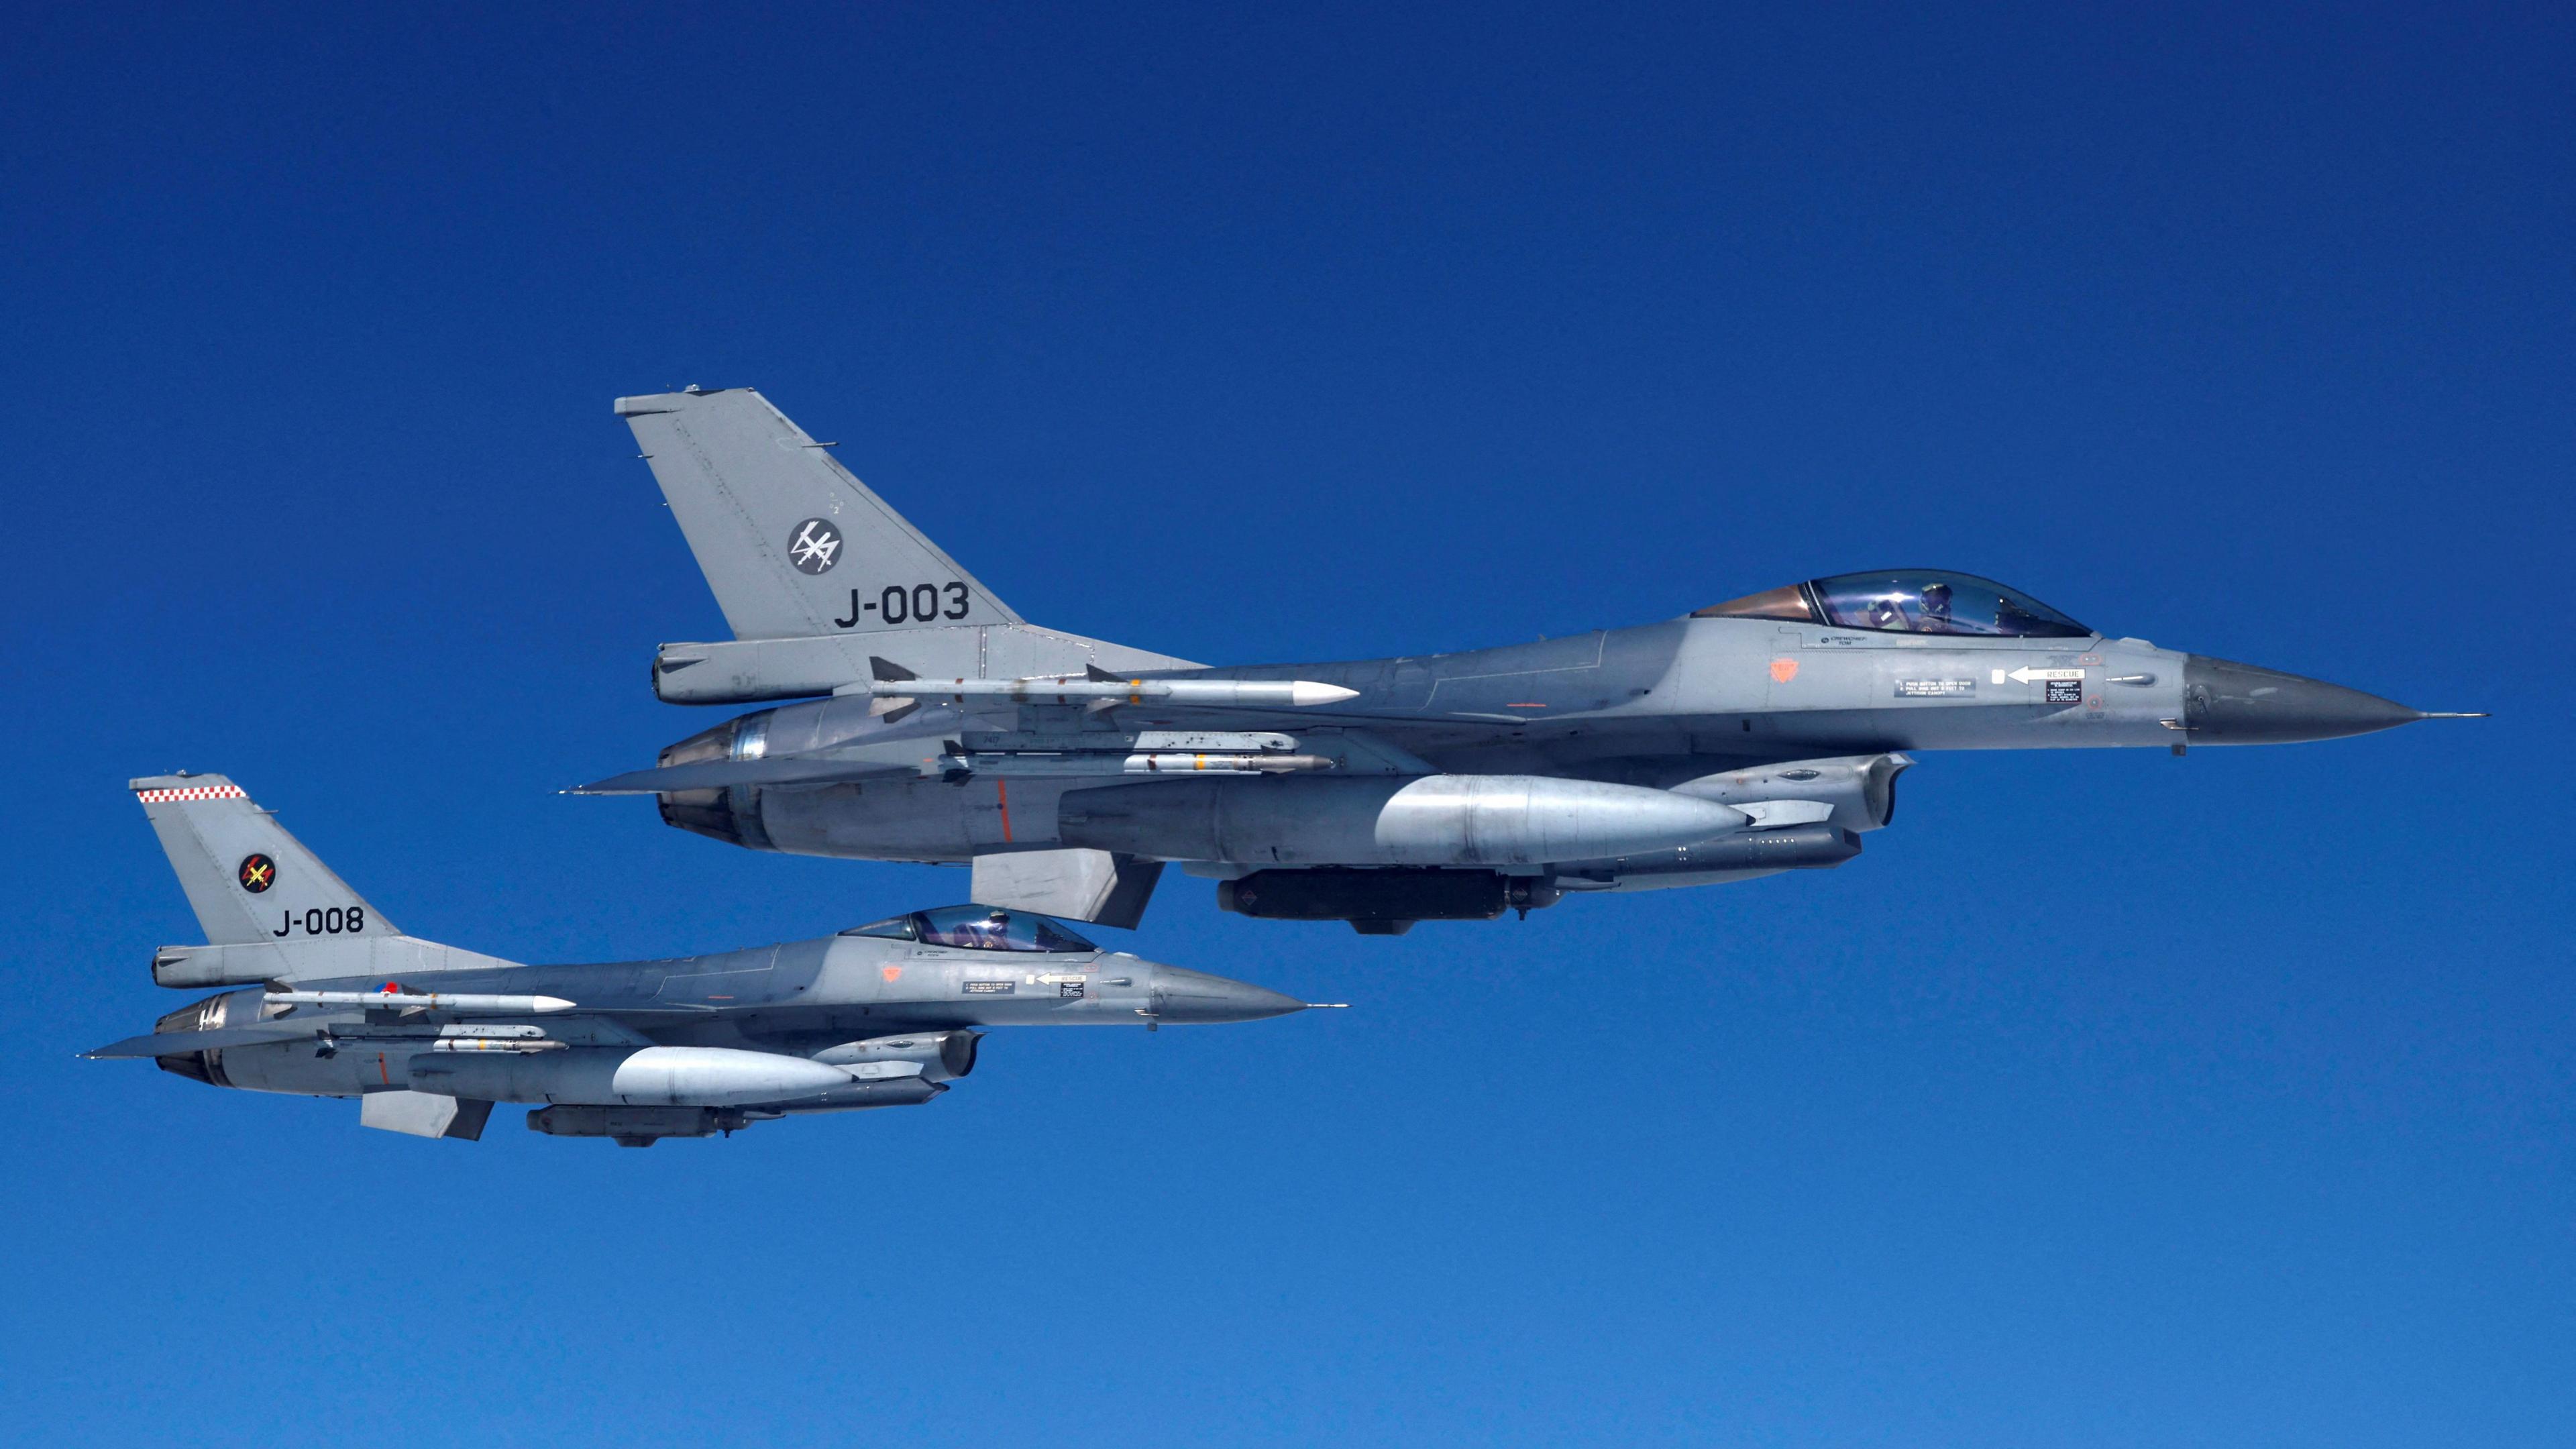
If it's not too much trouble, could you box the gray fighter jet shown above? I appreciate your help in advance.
[90,775,1326,1146]
[580,388,2481,934]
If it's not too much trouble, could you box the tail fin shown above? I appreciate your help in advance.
[131,775,398,946]
[616,388,1022,641]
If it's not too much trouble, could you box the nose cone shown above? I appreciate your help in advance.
[2182,655,2423,744]
[1148,963,1310,1024]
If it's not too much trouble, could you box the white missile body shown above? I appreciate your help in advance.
[870,676,1359,708]
[265,990,577,1014]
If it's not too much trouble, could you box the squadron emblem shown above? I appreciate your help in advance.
[237,853,276,894]
[786,517,843,575]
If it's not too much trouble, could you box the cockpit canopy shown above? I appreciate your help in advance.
[1695,570,2092,639]
[841,904,1098,953]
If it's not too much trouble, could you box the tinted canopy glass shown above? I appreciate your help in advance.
[841,916,919,941]
[1697,571,2090,639]
[911,905,1097,953]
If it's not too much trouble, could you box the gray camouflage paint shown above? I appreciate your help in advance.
[97,775,1314,1145]
[595,388,2463,916]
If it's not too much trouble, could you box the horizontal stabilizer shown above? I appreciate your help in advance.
[88,1023,325,1059]
[572,755,922,796]
[574,697,964,795]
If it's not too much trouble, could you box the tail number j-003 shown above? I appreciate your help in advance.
[835,583,969,629]
[274,906,365,938]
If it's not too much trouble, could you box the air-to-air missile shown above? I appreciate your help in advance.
[91,775,1334,1147]
[576,387,2483,934]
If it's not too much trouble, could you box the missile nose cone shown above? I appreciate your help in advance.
[2181,655,2426,743]
[1289,681,1362,707]
[1146,963,1311,1024]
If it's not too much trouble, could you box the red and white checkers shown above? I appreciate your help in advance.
[136,784,246,803]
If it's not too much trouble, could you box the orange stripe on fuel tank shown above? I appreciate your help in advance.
[996,777,1014,843]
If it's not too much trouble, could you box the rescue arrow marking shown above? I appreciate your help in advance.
[1996,667,2086,685]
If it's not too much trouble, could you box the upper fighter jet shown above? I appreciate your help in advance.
[579,388,2480,934]
[92,775,1322,1146]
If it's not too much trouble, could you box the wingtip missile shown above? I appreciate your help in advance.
[1288,682,1362,707]
[863,676,1359,708]
[264,990,578,1014]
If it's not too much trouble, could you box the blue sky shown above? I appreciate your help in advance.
[4,5,2570,1444]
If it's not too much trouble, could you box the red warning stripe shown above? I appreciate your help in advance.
[135,784,247,803]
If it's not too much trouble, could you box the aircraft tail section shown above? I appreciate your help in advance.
[134,774,523,985]
[617,388,1197,702]
[616,388,1021,641]
[133,775,398,947]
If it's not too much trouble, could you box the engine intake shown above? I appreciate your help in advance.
[813,1030,981,1083]
[1674,753,1910,831]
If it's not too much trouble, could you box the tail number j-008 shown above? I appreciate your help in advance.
[835,583,969,629]
[274,906,365,937]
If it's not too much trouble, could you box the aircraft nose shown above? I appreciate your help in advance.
[1147,963,1310,1024]
[2181,655,2424,744]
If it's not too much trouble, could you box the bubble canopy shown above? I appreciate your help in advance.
[841,906,1099,953]
[1695,571,2092,639]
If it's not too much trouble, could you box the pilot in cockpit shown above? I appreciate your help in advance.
[1692,571,2093,641]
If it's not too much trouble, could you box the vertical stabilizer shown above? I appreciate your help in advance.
[131,775,398,946]
[616,388,1022,641]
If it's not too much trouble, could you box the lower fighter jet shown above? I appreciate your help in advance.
[578,388,2483,934]
[89,775,1328,1146]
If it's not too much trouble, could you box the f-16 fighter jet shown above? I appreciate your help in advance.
[580,388,2481,935]
[90,775,1324,1146]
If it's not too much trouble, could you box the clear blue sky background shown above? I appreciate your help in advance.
[4,5,2569,1445]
